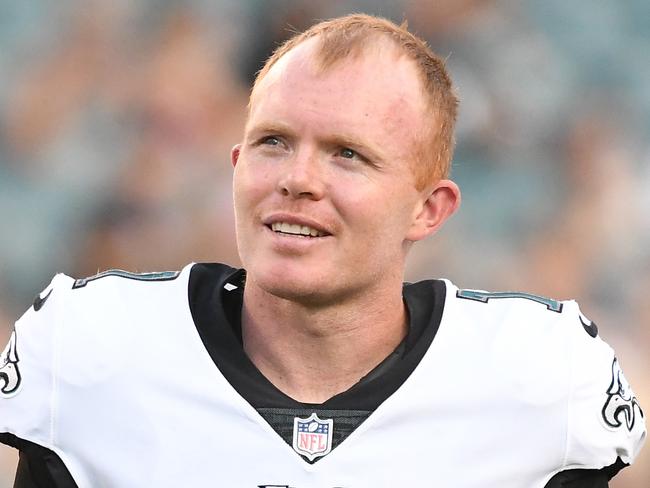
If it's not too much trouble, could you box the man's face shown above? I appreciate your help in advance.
[232,40,437,304]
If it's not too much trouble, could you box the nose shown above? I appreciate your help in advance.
[276,149,325,200]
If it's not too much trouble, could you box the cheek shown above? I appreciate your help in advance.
[233,162,271,213]
[339,186,416,244]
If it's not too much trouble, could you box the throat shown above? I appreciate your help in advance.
[240,287,409,403]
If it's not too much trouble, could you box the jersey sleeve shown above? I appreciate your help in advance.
[0,274,74,449]
[563,300,646,475]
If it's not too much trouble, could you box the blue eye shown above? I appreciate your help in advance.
[340,148,356,159]
[262,136,280,146]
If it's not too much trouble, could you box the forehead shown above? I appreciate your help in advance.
[248,39,426,151]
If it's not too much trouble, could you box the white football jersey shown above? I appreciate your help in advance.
[0,263,645,488]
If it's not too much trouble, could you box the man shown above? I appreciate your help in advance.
[0,14,645,488]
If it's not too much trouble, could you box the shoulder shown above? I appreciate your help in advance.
[406,279,595,370]
[67,263,239,308]
[12,265,202,337]
[441,280,646,471]
[1,263,210,443]
[443,280,598,343]
[4,264,198,394]
[440,280,621,388]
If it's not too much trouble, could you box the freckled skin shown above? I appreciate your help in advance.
[233,39,450,305]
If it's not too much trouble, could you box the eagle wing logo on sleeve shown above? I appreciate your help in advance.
[601,357,643,431]
[0,330,21,398]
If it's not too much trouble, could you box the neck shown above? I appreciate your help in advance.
[241,277,408,404]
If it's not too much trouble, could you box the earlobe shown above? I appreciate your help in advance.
[406,180,461,242]
[231,144,242,167]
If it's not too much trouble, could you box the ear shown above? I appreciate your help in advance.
[231,144,242,167]
[405,179,461,242]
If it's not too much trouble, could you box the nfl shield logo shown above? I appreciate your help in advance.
[292,413,333,461]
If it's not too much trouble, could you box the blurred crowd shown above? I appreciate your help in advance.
[0,0,648,485]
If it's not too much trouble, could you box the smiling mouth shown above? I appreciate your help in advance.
[269,222,329,238]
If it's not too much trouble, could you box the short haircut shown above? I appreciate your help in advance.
[251,13,459,188]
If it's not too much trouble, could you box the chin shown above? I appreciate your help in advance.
[248,261,349,307]
[259,270,326,302]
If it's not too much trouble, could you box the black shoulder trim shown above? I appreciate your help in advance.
[333,279,446,409]
[0,433,78,488]
[544,457,628,487]
[188,263,294,408]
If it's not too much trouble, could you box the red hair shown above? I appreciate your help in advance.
[251,13,458,187]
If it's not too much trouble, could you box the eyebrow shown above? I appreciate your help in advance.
[245,121,295,140]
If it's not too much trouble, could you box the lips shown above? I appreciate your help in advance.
[262,214,332,238]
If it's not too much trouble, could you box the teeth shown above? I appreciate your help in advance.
[270,222,326,237]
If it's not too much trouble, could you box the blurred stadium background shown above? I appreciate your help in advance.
[1,0,648,485]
